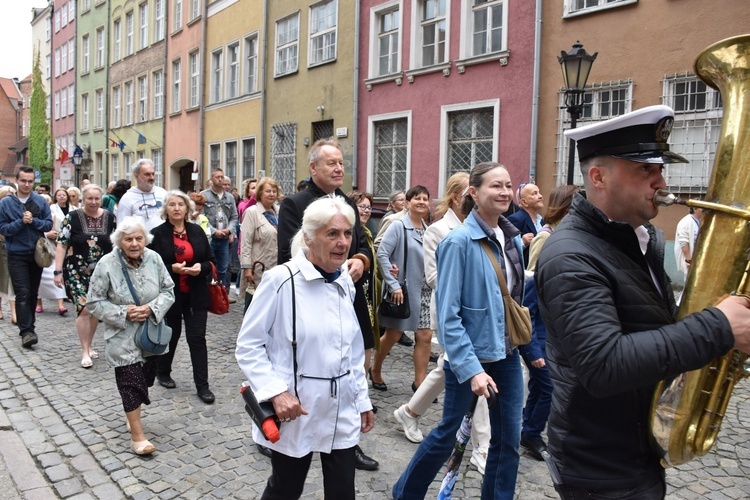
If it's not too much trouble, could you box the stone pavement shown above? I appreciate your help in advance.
[0,296,750,499]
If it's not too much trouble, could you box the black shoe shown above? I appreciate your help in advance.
[21,332,38,349]
[158,377,177,389]
[197,389,215,404]
[354,445,379,471]
[368,368,387,391]
[397,333,414,347]
[520,435,546,462]
[371,405,378,415]
[257,444,272,458]
[429,352,440,363]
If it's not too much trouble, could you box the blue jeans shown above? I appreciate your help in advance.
[211,237,230,291]
[7,253,43,336]
[521,358,552,440]
[392,353,523,500]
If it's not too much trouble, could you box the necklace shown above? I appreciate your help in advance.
[173,226,187,240]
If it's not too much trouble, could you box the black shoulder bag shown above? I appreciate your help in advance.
[378,222,411,319]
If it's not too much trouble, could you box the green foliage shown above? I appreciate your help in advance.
[28,46,51,181]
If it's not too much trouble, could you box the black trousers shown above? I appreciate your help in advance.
[261,446,356,500]
[7,253,43,336]
[159,299,209,391]
[555,474,665,500]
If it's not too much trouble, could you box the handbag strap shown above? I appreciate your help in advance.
[283,264,300,400]
[401,220,408,274]
[480,239,512,300]
[118,250,142,306]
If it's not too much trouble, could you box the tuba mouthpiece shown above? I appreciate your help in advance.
[654,189,681,207]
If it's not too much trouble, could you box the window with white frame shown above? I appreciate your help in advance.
[418,0,447,67]
[153,70,164,118]
[111,154,120,180]
[191,0,201,20]
[242,138,255,178]
[225,141,237,180]
[564,0,635,17]
[174,0,182,31]
[468,0,506,57]
[662,74,723,193]
[446,107,495,178]
[123,153,131,173]
[112,85,121,127]
[46,54,51,79]
[211,49,223,103]
[209,144,221,170]
[46,95,51,120]
[227,42,239,98]
[373,118,408,198]
[81,93,89,131]
[96,28,105,67]
[54,48,61,77]
[125,81,133,124]
[172,59,181,113]
[68,84,75,115]
[155,0,165,41]
[309,1,337,65]
[83,0,90,11]
[139,3,149,49]
[556,80,633,184]
[61,89,67,117]
[46,17,51,40]
[113,19,121,61]
[375,7,399,76]
[69,0,75,20]
[138,75,148,121]
[244,35,257,94]
[54,10,60,32]
[54,91,60,120]
[271,122,297,195]
[126,11,134,55]
[152,149,163,185]
[275,13,299,76]
[68,38,75,70]
[61,42,68,73]
[61,4,68,27]
[189,51,200,107]
[95,89,103,128]
[82,34,89,72]
[137,150,145,160]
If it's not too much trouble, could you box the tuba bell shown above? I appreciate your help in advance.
[650,34,750,467]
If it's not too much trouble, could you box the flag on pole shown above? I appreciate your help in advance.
[59,149,69,163]
[137,133,147,145]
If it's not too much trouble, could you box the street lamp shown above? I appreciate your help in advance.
[72,146,83,187]
[558,40,597,185]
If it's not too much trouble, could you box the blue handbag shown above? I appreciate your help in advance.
[118,251,172,355]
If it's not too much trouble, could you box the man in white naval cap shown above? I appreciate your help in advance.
[535,105,750,499]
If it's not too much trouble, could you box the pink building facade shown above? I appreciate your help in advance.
[357,0,536,202]
[51,0,77,187]
[164,0,204,192]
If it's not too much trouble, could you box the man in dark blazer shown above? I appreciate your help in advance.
[507,183,544,265]
[276,138,379,472]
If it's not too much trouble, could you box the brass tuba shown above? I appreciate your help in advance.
[650,34,750,468]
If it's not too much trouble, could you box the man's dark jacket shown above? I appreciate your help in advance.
[277,180,374,344]
[535,194,733,490]
[507,209,542,265]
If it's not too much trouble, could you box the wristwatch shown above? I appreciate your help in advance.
[53,270,63,276]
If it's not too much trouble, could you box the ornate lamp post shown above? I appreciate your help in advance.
[558,41,597,185]
[72,146,83,187]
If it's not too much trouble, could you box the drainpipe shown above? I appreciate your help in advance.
[351,0,360,189]
[259,0,268,175]
[104,0,111,183]
[198,0,207,190]
[529,0,543,184]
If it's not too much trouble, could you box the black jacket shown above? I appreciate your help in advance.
[535,194,733,490]
[150,221,216,310]
[277,180,374,343]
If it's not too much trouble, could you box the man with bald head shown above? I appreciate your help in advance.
[507,183,544,264]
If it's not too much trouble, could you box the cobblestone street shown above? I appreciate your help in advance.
[1,296,750,499]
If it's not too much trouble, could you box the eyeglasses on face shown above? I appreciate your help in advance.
[357,204,372,212]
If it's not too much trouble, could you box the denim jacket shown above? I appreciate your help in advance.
[435,210,524,383]
[0,192,53,254]
[200,188,238,237]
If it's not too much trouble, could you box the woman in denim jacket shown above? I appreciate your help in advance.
[393,162,525,500]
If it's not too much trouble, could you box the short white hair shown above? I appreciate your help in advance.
[81,183,103,198]
[132,158,154,176]
[290,196,355,255]
[160,190,195,219]
[110,216,153,247]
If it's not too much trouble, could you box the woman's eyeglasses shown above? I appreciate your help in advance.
[357,205,372,212]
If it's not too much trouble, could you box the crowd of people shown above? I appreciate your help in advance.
[3,104,750,499]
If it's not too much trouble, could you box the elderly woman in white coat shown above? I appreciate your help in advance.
[370,185,431,392]
[236,196,374,500]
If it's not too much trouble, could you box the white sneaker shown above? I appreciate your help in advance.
[470,445,488,475]
[394,405,423,443]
